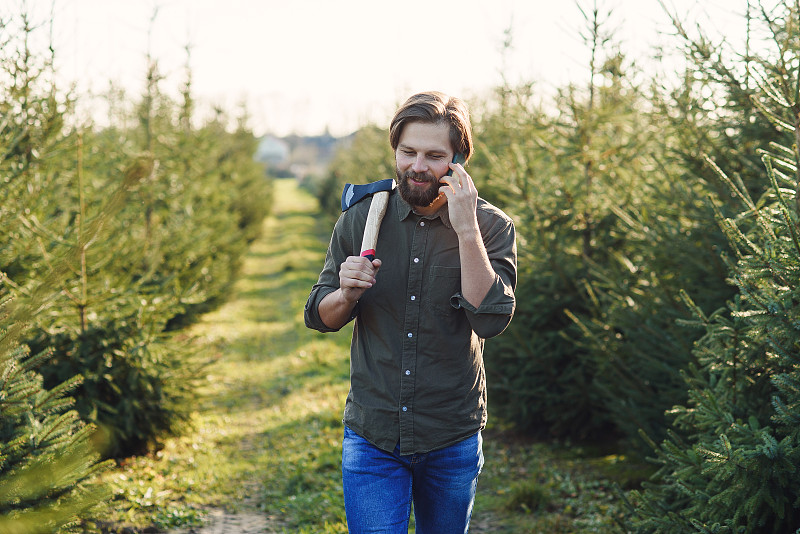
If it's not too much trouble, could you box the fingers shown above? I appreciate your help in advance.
[440,164,479,235]
[339,256,381,291]
[439,163,476,197]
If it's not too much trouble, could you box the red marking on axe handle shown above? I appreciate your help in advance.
[360,191,389,262]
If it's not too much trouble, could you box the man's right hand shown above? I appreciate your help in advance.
[339,256,382,303]
[318,256,381,330]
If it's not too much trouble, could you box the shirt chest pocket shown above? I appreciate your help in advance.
[430,266,461,315]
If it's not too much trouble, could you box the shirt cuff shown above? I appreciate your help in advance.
[304,286,359,333]
[448,277,515,338]
[449,275,515,314]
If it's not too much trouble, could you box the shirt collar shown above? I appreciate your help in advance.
[394,190,452,229]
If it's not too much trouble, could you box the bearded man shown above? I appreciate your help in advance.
[305,91,517,534]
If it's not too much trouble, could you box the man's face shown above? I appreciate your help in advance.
[395,121,454,209]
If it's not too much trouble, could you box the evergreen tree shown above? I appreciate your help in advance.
[625,3,800,531]
[478,0,771,455]
[560,59,744,450]
[19,138,204,456]
[0,287,112,534]
[659,1,780,208]
[1,8,271,458]
[477,3,662,441]
[0,13,113,509]
[22,82,270,457]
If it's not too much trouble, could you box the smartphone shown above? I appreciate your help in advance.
[446,153,466,177]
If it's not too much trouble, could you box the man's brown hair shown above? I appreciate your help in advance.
[389,91,473,161]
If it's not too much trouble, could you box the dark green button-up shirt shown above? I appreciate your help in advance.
[305,188,516,455]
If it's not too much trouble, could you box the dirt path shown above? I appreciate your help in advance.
[168,510,273,534]
[163,179,324,533]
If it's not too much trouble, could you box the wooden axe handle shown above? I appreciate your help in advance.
[360,191,389,261]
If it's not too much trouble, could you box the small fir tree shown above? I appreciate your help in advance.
[1,8,271,458]
[478,2,663,441]
[0,282,112,533]
[625,3,800,531]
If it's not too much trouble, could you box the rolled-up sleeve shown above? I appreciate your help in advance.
[304,285,338,332]
[304,211,360,332]
[450,211,517,339]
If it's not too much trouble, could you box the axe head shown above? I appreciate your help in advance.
[341,178,395,211]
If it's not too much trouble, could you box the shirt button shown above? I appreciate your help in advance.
[407,332,413,338]
[405,370,411,375]
[420,221,425,226]
[402,406,408,412]
[410,295,416,301]
[413,258,420,263]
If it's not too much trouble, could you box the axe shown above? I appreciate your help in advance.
[341,179,395,261]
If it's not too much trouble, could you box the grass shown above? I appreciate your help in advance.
[88,179,639,533]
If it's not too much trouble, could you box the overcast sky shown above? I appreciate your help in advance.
[9,0,752,136]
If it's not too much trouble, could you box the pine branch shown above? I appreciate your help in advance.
[16,211,72,247]
[763,154,800,257]
[34,411,81,449]
[757,147,796,182]
[704,154,777,241]
[17,347,52,374]
[33,374,81,414]
[751,67,792,108]
[750,93,796,132]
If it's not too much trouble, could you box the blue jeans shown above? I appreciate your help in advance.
[342,426,484,534]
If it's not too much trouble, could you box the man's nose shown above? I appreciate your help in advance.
[411,155,427,173]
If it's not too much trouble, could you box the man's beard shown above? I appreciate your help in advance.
[396,167,442,208]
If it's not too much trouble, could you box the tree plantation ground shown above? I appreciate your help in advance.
[90,179,637,533]
[5,4,800,531]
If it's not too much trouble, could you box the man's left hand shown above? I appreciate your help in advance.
[439,162,479,236]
